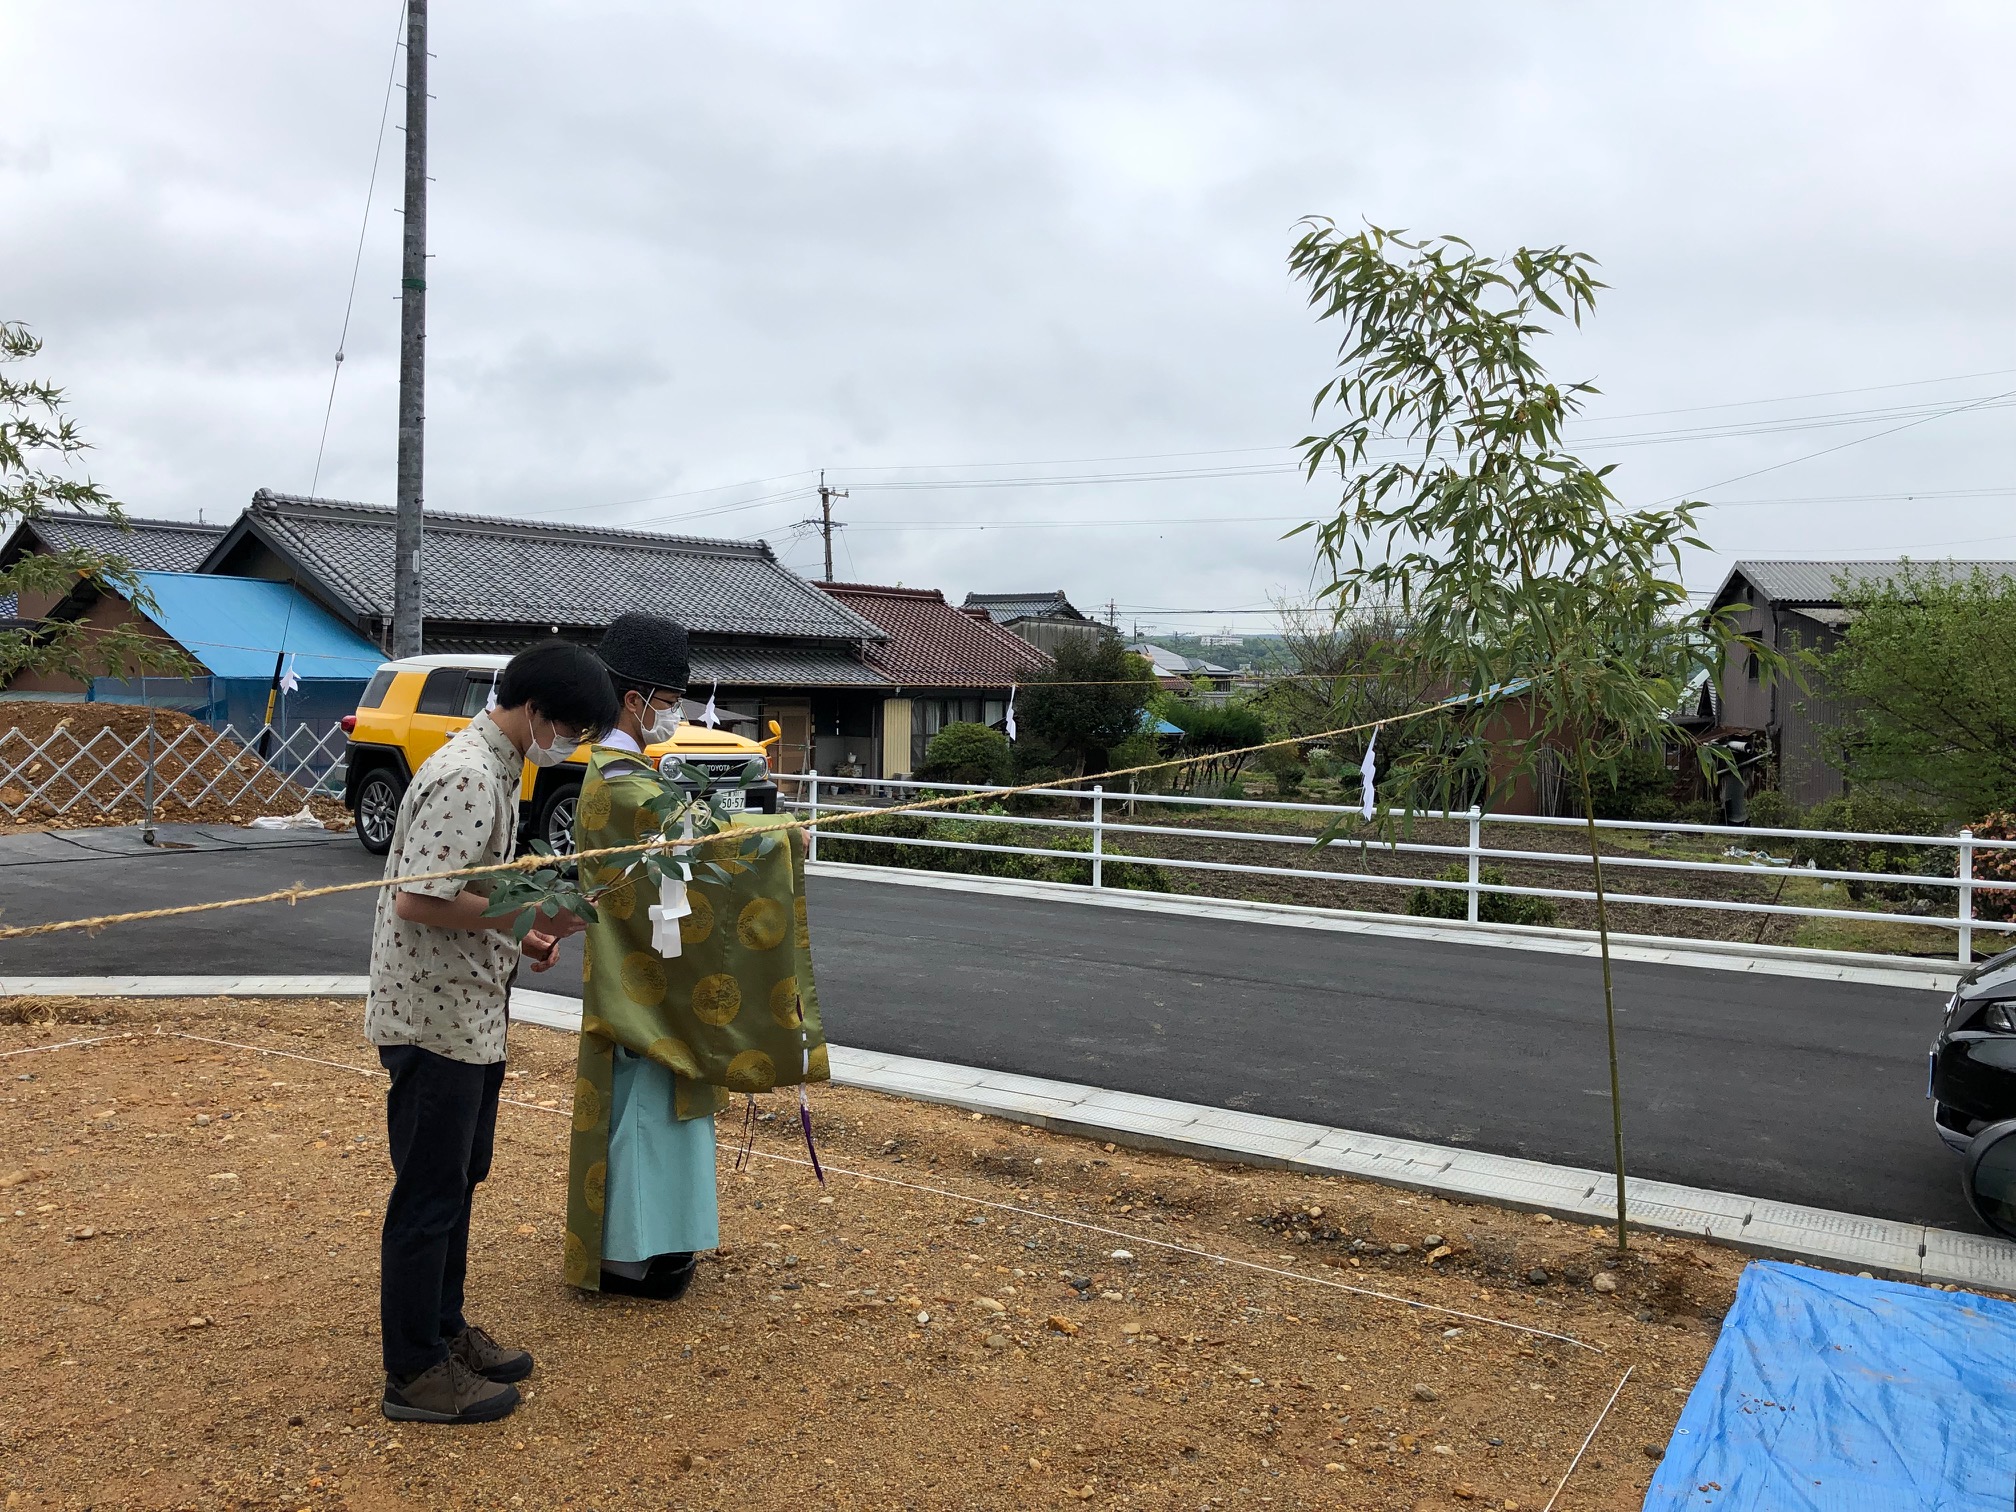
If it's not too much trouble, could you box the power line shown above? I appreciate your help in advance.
[1659,386,2016,505]
[309,0,407,496]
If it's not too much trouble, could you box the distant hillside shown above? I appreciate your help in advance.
[1144,633,1294,673]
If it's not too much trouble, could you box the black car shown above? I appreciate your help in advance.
[1929,944,2016,1153]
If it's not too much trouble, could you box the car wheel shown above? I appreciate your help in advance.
[536,781,580,856]
[356,769,406,855]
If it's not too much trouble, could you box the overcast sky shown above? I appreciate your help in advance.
[5,2,2013,637]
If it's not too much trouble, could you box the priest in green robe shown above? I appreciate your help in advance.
[564,612,827,1299]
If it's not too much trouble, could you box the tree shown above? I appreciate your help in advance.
[919,721,1013,785]
[1,321,187,685]
[1288,223,1767,1252]
[1018,635,1157,777]
[1806,564,2016,819]
[1157,697,1267,790]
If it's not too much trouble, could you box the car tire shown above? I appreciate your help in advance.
[534,779,581,857]
[355,768,406,856]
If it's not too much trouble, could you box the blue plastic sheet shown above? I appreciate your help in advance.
[1646,1260,2016,1510]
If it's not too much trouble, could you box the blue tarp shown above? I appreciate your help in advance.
[1647,1261,2016,1510]
[131,572,384,680]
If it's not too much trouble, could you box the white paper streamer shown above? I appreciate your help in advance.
[277,654,300,694]
[1360,727,1378,821]
[647,879,692,958]
[1005,685,1017,742]
[702,680,719,729]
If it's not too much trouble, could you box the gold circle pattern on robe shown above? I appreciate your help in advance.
[563,1230,592,1287]
[620,950,666,1006]
[599,875,636,921]
[645,1036,701,1077]
[793,891,810,950]
[691,973,741,1026]
[576,785,612,833]
[768,976,802,1027]
[582,947,594,983]
[725,1048,776,1092]
[737,896,788,951]
[584,1160,607,1216]
[680,890,715,945]
[806,1042,830,1080]
[571,1077,602,1132]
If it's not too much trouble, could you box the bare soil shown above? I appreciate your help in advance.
[0,704,350,833]
[0,995,1754,1511]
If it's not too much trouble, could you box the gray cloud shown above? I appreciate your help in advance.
[5,1,2014,632]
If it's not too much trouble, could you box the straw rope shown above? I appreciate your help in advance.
[0,692,1480,942]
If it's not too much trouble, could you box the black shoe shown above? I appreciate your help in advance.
[382,1355,520,1423]
[449,1323,534,1384]
[600,1252,696,1301]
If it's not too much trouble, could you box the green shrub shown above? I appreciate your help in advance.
[1793,792,1945,901]
[1591,746,1676,820]
[1745,788,1796,831]
[1258,744,1307,795]
[1405,864,1557,926]
[818,807,1170,892]
[1676,799,1720,826]
[918,722,1011,785]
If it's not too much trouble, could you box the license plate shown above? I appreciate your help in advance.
[714,788,746,813]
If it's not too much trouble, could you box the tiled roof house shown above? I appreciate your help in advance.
[199,490,893,772]
[818,582,1053,775]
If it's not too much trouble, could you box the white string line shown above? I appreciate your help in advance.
[729,1142,1600,1353]
[1541,1364,1635,1512]
[0,1033,136,1060]
[65,1028,1601,1353]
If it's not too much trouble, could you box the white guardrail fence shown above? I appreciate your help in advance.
[777,772,2016,963]
[0,720,347,821]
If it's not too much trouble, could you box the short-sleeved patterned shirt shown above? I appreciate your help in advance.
[365,712,524,1065]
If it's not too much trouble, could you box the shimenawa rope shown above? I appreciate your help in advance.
[0,691,1489,942]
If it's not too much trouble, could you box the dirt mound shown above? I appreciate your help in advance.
[0,701,350,831]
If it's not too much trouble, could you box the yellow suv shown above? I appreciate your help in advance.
[342,653,778,855]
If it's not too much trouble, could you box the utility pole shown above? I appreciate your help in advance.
[391,0,428,658]
[1106,598,1118,630]
[801,470,848,582]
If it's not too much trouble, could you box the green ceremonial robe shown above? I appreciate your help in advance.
[563,746,828,1290]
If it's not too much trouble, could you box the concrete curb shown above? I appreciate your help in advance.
[804,861,1967,992]
[6,972,2007,1291]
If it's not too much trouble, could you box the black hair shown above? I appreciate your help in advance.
[495,638,619,738]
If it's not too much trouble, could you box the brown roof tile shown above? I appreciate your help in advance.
[816,581,1053,688]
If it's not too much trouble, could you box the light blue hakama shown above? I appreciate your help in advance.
[601,1045,720,1264]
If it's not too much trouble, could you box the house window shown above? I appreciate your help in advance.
[1744,652,1760,683]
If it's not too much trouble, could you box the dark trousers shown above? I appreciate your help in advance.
[378,1044,506,1379]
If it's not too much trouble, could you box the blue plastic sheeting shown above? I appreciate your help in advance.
[1646,1260,2016,1510]
[131,571,384,680]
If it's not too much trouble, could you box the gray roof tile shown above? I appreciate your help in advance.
[232,491,882,641]
[3,512,223,573]
[961,590,1090,624]
[690,644,891,687]
[1727,558,2016,606]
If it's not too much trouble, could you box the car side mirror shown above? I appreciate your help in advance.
[1963,1118,2016,1238]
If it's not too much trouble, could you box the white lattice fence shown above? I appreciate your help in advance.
[0,721,347,820]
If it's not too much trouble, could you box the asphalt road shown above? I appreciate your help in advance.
[0,825,1965,1228]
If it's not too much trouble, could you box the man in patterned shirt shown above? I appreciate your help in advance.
[367,639,616,1424]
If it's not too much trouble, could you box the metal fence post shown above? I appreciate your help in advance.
[1466,805,1482,924]
[1959,827,1974,964]
[807,770,820,863]
[1092,784,1104,890]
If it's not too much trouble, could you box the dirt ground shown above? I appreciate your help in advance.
[0,703,350,833]
[0,996,1753,1512]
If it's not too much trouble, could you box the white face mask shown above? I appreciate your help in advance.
[644,700,683,744]
[527,712,578,768]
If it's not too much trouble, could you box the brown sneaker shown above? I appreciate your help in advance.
[382,1354,520,1423]
[451,1323,534,1383]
